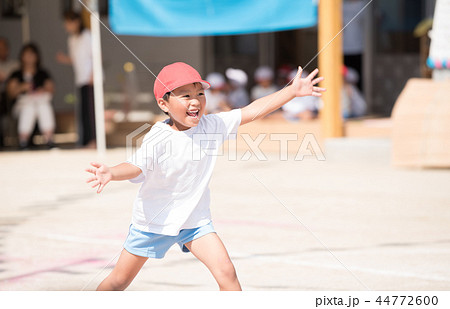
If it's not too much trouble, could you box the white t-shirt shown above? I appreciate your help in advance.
[68,29,93,86]
[127,109,242,236]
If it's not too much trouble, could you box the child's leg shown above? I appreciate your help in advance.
[97,249,148,291]
[184,233,241,291]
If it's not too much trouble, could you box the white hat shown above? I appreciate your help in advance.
[254,66,274,81]
[226,68,248,86]
[206,72,226,89]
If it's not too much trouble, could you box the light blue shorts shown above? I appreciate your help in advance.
[123,221,215,259]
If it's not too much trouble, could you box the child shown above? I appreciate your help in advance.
[205,72,230,114]
[282,69,323,121]
[86,62,324,291]
[341,66,366,118]
[251,66,279,101]
[225,68,250,109]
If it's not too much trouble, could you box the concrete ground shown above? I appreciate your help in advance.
[0,138,449,291]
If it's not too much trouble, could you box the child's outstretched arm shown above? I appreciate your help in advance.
[85,162,142,193]
[240,66,325,125]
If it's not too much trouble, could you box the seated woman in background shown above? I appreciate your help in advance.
[6,43,55,150]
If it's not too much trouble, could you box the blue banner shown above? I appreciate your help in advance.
[109,0,317,36]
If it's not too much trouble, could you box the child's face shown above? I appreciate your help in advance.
[158,83,206,131]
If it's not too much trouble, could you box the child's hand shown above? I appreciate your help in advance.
[291,66,326,98]
[85,162,112,193]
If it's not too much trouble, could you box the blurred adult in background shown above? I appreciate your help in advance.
[343,0,366,91]
[205,72,230,114]
[281,70,322,121]
[225,68,249,109]
[0,38,18,87]
[251,66,278,100]
[57,10,96,148]
[6,43,55,150]
[0,37,19,148]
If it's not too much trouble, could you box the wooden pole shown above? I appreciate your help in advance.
[81,6,91,29]
[318,0,344,138]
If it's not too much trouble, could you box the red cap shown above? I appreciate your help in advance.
[153,62,210,100]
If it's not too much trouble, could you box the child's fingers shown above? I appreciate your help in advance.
[85,168,97,175]
[86,176,97,183]
[307,68,319,80]
[97,184,105,194]
[313,86,326,92]
[312,92,323,97]
[295,66,303,79]
[91,180,100,188]
[90,161,102,168]
[312,76,325,85]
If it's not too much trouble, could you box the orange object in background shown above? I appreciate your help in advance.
[391,78,450,168]
[318,0,344,138]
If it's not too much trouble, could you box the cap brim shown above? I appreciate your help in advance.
[159,80,211,99]
[200,81,210,90]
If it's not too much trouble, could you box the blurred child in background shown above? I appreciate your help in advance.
[205,72,230,114]
[225,68,249,109]
[341,66,366,118]
[281,69,322,121]
[251,66,278,100]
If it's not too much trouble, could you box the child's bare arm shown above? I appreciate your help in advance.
[240,67,325,125]
[85,162,142,193]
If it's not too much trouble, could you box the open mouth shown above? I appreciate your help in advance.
[186,110,199,118]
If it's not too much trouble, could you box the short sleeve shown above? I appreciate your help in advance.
[126,141,151,183]
[36,69,51,88]
[214,109,241,141]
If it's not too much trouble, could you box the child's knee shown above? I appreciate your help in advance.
[216,260,237,281]
[108,273,133,290]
